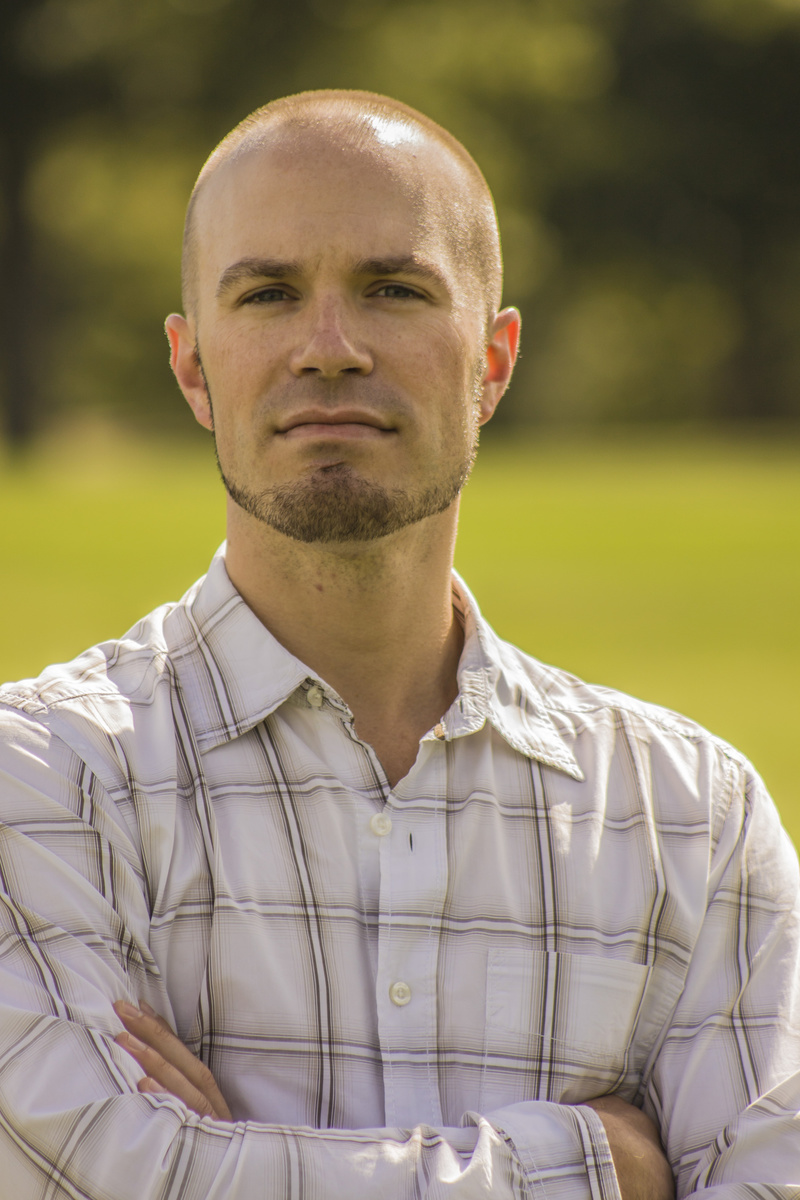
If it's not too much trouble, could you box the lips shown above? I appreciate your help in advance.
[279,409,394,436]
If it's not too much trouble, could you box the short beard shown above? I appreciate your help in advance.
[218,453,475,544]
[198,352,480,545]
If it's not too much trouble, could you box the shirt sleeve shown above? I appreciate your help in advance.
[0,705,619,1200]
[640,753,800,1198]
[8,703,800,1200]
[480,748,800,1200]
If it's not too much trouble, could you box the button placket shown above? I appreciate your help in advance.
[376,750,448,1129]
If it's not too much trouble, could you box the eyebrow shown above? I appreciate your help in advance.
[215,258,303,299]
[351,256,449,291]
[215,254,449,300]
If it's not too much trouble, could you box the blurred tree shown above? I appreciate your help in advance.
[0,0,234,444]
[537,0,800,421]
[1,0,799,443]
[0,0,126,444]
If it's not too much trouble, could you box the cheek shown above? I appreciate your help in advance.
[202,336,280,428]
[212,329,263,383]
[417,320,479,393]
[431,303,485,373]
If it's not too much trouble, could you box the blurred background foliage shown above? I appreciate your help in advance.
[3,0,800,442]
[1,1,798,834]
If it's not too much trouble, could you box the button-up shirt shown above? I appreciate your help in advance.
[0,549,799,1199]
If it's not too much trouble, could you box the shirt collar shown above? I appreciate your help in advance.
[170,547,583,781]
[448,572,584,780]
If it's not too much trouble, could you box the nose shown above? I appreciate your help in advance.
[289,296,373,378]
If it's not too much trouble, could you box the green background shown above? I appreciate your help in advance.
[2,0,798,850]
[3,423,797,845]
[4,0,800,440]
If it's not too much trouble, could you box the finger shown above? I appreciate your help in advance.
[138,1000,187,1039]
[113,1003,232,1120]
[114,1001,232,1117]
[117,1031,223,1119]
[136,1073,219,1120]
[138,1076,170,1098]
[115,1023,232,1121]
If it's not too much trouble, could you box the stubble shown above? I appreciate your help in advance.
[200,354,483,545]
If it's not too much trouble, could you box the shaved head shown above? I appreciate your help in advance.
[181,89,503,330]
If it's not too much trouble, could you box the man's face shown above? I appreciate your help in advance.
[176,131,502,544]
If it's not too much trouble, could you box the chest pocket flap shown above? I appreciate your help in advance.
[483,948,650,1107]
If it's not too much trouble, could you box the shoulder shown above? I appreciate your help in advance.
[1,601,178,720]
[458,570,751,790]
[0,584,202,794]
[503,640,800,891]
[498,631,743,754]
[496,634,762,820]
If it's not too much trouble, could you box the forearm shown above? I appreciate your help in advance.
[0,1021,509,1200]
[584,1097,674,1200]
[1,1009,638,1200]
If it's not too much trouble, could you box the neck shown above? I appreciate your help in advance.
[224,499,464,785]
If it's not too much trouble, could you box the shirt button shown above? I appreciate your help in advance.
[307,685,324,708]
[369,813,393,837]
[389,981,412,1007]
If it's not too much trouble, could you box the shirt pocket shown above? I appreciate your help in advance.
[481,947,650,1109]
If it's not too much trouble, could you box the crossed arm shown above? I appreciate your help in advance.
[114,1001,675,1200]
[3,711,800,1198]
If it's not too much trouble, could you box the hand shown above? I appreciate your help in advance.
[583,1096,674,1200]
[114,1000,233,1121]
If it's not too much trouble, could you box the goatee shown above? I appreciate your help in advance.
[217,456,474,543]
[199,351,480,544]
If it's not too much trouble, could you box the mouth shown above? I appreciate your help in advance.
[278,409,396,440]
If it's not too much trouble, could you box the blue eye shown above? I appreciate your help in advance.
[374,283,421,299]
[245,287,291,304]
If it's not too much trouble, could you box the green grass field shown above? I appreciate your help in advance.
[2,422,798,844]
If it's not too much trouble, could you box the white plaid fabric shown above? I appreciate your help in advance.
[0,547,799,1199]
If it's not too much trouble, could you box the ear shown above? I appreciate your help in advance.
[165,313,213,431]
[478,307,521,426]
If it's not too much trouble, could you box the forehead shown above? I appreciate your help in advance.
[192,128,470,290]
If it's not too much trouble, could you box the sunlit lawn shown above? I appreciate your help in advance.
[2,421,798,845]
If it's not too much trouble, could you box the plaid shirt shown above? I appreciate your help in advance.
[0,548,798,1199]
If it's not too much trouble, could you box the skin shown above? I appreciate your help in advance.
[114,1004,673,1200]
[167,126,518,786]
[116,110,674,1200]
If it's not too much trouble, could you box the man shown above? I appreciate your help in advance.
[0,89,797,1200]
